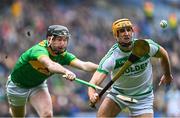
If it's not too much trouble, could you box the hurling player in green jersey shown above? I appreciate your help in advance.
[6,25,98,117]
[88,18,173,117]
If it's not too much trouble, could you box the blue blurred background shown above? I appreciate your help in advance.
[0,0,180,117]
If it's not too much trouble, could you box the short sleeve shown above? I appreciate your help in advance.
[30,46,49,60]
[97,54,114,75]
[60,52,76,65]
[146,39,160,57]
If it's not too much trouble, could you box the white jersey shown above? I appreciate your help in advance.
[98,39,160,97]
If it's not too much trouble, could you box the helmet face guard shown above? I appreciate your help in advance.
[112,18,133,39]
[47,25,70,54]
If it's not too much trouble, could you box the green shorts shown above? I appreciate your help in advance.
[6,76,48,106]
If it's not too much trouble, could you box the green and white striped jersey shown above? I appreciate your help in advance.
[97,39,160,96]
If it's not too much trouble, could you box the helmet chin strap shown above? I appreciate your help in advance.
[118,38,134,52]
[119,41,132,47]
[118,42,133,52]
[48,36,54,47]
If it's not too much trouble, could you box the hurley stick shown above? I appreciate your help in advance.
[62,75,138,105]
[89,39,150,108]
[62,75,106,91]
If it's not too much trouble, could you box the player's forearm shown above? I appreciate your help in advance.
[82,62,98,72]
[160,50,172,76]
[38,56,72,75]
[47,61,69,75]
[88,72,105,96]
[88,79,100,96]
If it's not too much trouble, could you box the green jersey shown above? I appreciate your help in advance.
[10,40,76,88]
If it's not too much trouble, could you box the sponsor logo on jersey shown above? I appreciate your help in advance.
[114,55,149,76]
[124,62,148,76]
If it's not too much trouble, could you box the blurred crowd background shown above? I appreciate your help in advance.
[0,0,180,117]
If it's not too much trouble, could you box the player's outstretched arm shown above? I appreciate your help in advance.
[70,59,98,72]
[153,46,173,85]
[88,71,107,105]
[38,55,76,81]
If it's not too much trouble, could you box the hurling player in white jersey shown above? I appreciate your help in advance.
[88,18,173,117]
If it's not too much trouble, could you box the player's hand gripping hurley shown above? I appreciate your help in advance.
[89,39,150,108]
[63,75,138,104]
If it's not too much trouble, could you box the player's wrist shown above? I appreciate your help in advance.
[163,69,172,76]
[88,87,96,95]
[63,69,70,75]
[164,73,172,77]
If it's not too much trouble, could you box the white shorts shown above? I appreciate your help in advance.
[6,77,48,106]
[107,89,154,116]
